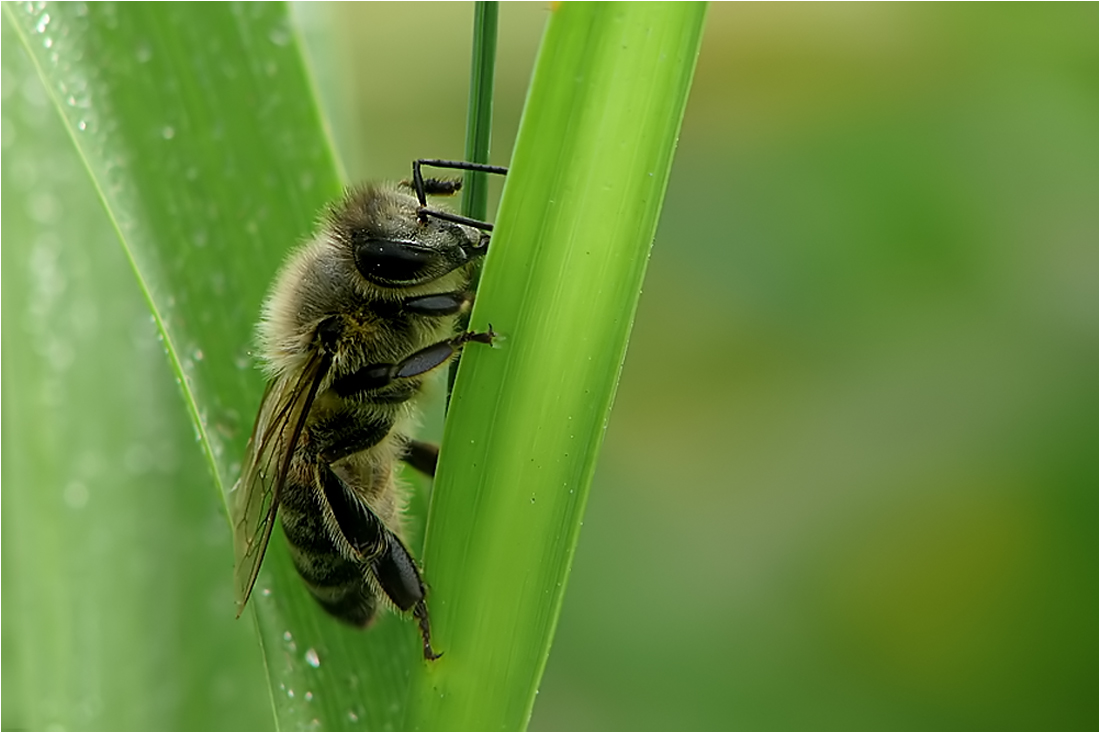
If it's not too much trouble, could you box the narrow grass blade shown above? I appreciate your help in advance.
[448,0,500,400]
[461,0,500,221]
[411,4,708,729]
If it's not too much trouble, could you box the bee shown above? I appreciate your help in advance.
[231,159,507,660]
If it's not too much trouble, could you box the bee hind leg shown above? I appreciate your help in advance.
[370,533,442,660]
[319,463,441,660]
[413,600,441,661]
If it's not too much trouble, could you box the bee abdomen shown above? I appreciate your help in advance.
[279,478,377,627]
[309,583,376,627]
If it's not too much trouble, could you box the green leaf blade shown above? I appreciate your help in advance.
[6,1,342,497]
[2,11,273,730]
[3,3,427,729]
[461,0,500,220]
[411,4,707,729]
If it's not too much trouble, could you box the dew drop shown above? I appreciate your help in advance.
[268,25,290,46]
[29,191,60,223]
[161,125,175,140]
[304,648,320,668]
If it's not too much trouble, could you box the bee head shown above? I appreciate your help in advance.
[330,184,485,289]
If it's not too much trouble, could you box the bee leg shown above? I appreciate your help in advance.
[370,533,442,660]
[393,328,495,379]
[319,463,387,559]
[412,599,441,661]
[401,291,474,317]
[402,439,439,477]
[319,466,441,659]
[414,177,463,197]
[331,327,496,398]
[412,159,508,229]
[411,158,509,207]
[416,206,496,232]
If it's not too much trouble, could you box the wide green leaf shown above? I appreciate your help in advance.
[1,18,271,729]
[0,13,273,733]
[3,2,420,729]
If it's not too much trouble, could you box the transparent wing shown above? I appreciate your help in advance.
[231,348,331,614]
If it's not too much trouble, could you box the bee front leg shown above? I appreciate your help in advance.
[401,291,474,317]
[411,158,508,208]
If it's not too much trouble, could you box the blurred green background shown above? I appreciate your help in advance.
[4,2,1095,730]
[301,3,1096,729]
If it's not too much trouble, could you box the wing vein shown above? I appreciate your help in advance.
[232,347,332,614]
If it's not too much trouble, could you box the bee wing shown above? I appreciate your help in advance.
[232,347,331,614]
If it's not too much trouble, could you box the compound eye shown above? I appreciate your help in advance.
[353,237,439,286]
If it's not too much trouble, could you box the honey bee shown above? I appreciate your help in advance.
[231,159,507,660]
